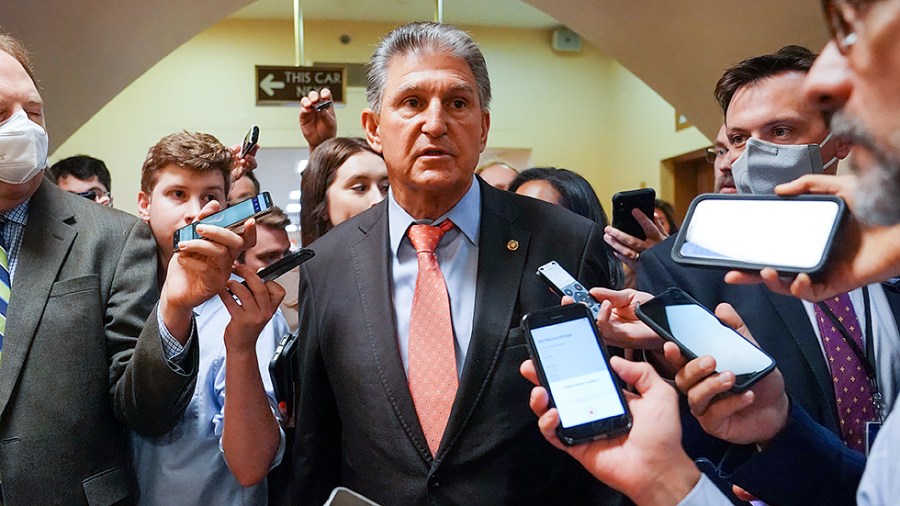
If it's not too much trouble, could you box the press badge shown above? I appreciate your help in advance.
[866,421,883,456]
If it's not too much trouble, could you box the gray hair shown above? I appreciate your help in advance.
[366,22,491,113]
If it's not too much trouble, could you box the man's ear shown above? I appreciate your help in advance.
[137,191,151,224]
[479,110,491,152]
[361,108,383,154]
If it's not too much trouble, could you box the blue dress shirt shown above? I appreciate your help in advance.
[389,177,481,377]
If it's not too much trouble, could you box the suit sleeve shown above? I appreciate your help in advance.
[636,238,682,295]
[577,222,616,290]
[718,401,864,506]
[292,266,342,505]
[109,218,198,436]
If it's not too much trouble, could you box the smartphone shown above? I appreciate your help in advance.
[241,125,259,157]
[242,248,315,287]
[635,287,776,392]
[269,331,299,426]
[173,192,274,251]
[523,303,631,445]
[612,188,656,240]
[314,100,333,112]
[323,487,380,506]
[537,261,601,319]
[671,194,846,274]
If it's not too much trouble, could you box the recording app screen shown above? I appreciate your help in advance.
[531,317,624,428]
[679,199,840,269]
[664,304,772,375]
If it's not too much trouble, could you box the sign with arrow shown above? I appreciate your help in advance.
[255,65,346,105]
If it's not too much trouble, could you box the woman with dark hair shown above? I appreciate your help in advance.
[654,198,679,235]
[508,167,622,288]
[300,137,388,246]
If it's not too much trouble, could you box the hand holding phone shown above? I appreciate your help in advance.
[523,303,631,445]
[635,288,775,392]
[521,356,699,503]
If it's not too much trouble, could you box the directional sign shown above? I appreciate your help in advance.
[255,65,347,105]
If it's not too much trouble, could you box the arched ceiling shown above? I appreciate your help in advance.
[3,0,830,146]
[522,0,830,138]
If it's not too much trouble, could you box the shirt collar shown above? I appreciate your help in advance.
[0,199,30,226]
[388,176,481,256]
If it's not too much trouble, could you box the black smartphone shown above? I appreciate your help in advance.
[671,193,846,274]
[269,332,299,426]
[523,303,632,445]
[173,192,274,251]
[537,260,601,319]
[242,248,315,287]
[635,287,776,392]
[241,125,259,157]
[612,188,656,240]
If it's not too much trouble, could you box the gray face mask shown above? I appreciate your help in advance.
[731,132,836,194]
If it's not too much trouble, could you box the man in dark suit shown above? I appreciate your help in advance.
[291,22,621,505]
[0,33,244,503]
[638,46,900,441]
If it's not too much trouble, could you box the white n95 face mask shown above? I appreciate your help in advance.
[0,110,49,185]
[731,133,836,194]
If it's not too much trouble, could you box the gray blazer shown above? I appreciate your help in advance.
[0,179,197,505]
[292,179,624,505]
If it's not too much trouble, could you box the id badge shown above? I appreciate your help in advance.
[866,421,883,456]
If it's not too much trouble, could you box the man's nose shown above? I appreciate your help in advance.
[421,100,448,137]
[803,41,853,114]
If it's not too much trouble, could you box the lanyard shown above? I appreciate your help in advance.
[816,286,883,421]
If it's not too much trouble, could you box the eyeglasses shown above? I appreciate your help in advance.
[821,0,879,54]
[705,146,727,164]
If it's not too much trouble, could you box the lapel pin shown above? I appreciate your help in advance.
[506,239,519,251]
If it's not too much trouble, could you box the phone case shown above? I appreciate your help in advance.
[522,304,632,445]
[670,193,846,275]
[612,188,656,240]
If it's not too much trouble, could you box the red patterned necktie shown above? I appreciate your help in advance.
[813,292,876,452]
[407,219,457,455]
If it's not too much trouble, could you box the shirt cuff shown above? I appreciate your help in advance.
[676,474,729,506]
[157,305,195,373]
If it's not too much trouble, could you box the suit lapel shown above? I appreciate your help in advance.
[763,288,838,429]
[0,182,75,419]
[438,183,530,458]
[349,203,432,460]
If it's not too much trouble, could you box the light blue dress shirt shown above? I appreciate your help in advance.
[389,177,481,377]
[132,284,288,506]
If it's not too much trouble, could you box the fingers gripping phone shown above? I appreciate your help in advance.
[635,288,776,392]
[612,188,656,240]
[537,261,601,319]
[523,303,632,445]
[173,192,274,251]
[241,125,260,157]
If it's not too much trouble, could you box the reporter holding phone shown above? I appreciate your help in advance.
[132,131,287,505]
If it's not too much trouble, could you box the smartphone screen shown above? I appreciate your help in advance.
[674,194,844,273]
[636,288,775,390]
[173,192,273,250]
[524,304,630,444]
